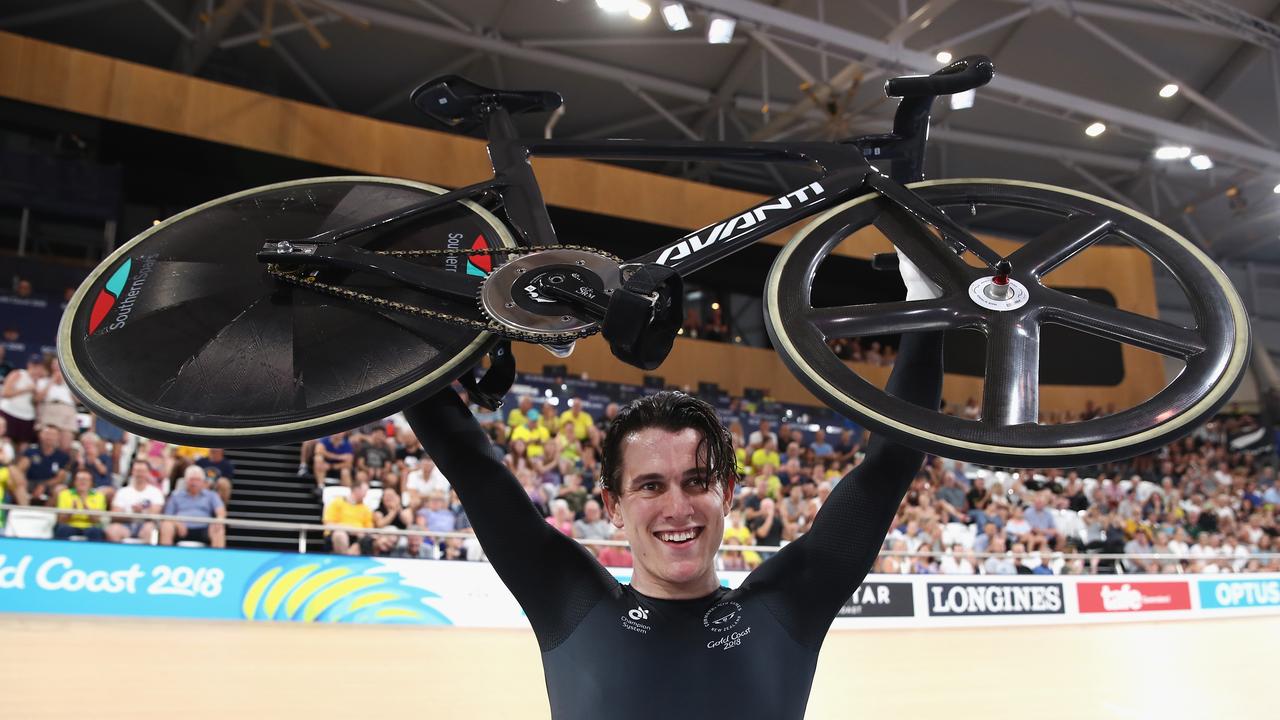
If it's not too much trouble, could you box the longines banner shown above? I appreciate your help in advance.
[926,582,1065,617]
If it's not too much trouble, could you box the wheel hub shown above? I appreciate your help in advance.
[968,275,1030,311]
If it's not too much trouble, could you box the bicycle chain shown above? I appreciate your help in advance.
[264,244,622,345]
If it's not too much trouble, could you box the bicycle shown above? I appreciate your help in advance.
[56,56,1250,468]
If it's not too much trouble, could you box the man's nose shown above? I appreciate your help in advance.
[662,485,696,519]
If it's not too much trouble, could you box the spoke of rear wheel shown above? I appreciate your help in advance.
[1039,288,1207,359]
[1007,216,1113,278]
[806,299,974,339]
[981,315,1040,427]
[873,205,972,291]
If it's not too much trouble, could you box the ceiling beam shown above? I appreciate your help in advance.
[985,0,1241,39]
[691,0,1280,172]
[177,0,249,74]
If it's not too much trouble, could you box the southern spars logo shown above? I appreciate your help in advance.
[445,232,492,277]
[702,601,742,632]
[87,254,158,334]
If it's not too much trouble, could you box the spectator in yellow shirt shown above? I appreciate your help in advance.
[506,395,535,428]
[324,477,374,555]
[750,437,781,474]
[54,469,107,541]
[511,415,551,458]
[558,398,597,444]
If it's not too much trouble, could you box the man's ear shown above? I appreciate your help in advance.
[601,487,625,528]
[721,475,737,515]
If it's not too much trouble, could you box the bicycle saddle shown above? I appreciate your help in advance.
[411,75,563,127]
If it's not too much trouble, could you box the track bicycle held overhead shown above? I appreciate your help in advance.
[58,56,1250,467]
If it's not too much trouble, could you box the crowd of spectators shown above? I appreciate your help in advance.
[308,385,1280,575]
[1,350,235,547]
[4,276,1279,573]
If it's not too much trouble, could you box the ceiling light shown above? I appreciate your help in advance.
[711,302,721,310]
[707,14,736,44]
[1085,122,1106,137]
[596,0,630,13]
[950,88,975,110]
[1273,183,1280,194]
[1154,145,1191,160]
[1159,83,1179,98]
[1189,154,1213,170]
[936,51,952,64]
[660,2,691,30]
[628,1,652,20]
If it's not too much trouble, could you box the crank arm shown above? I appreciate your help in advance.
[257,241,481,303]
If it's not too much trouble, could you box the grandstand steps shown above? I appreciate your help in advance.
[224,444,323,553]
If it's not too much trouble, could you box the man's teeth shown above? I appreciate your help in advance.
[657,529,700,542]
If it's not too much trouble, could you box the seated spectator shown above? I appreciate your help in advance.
[312,431,354,490]
[417,490,458,536]
[0,415,14,466]
[1,353,44,447]
[19,426,70,504]
[159,465,227,548]
[573,499,613,549]
[356,427,393,483]
[546,498,574,536]
[982,537,1016,575]
[1005,504,1032,539]
[372,488,413,555]
[72,432,114,500]
[53,470,107,541]
[938,543,975,574]
[323,477,373,555]
[35,357,78,442]
[391,531,434,559]
[106,461,165,543]
[0,458,29,532]
[809,430,834,461]
[596,528,633,568]
[556,472,589,516]
[194,448,235,506]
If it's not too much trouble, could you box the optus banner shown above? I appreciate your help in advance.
[926,582,1065,616]
[1076,581,1191,613]
[1198,578,1280,609]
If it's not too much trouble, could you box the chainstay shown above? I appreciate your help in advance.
[264,244,621,345]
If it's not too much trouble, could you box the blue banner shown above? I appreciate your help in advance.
[0,538,451,624]
[1198,578,1280,609]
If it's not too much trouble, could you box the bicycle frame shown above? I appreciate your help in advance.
[268,58,1005,301]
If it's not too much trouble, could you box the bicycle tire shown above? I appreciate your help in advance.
[58,176,517,447]
[765,178,1250,467]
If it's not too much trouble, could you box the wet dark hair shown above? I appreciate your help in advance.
[599,391,738,497]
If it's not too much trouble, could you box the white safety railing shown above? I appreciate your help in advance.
[3,503,1276,573]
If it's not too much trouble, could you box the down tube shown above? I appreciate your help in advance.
[632,172,867,277]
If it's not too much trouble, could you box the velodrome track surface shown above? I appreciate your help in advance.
[1,614,1273,719]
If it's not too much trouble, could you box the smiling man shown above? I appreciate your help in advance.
[403,321,940,718]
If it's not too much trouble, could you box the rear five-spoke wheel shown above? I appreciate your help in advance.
[765,179,1249,467]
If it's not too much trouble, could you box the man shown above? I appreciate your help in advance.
[356,427,393,482]
[809,429,834,460]
[195,448,235,506]
[312,431,354,489]
[18,426,69,503]
[159,465,226,548]
[53,469,107,541]
[404,321,942,719]
[323,475,374,555]
[573,499,613,549]
[0,453,28,533]
[106,461,166,543]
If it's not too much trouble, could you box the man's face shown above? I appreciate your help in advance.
[38,427,57,448]
[584,500,602,522]
[352,483,368,504]
[603,427,733,596]
[73,471,92,493]
[130,463,151,486]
